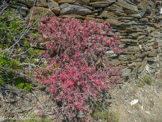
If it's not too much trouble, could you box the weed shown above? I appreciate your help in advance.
[92,109,119,122]
[137,74,154,87]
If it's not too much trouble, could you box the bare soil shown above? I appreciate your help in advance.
[0,73,162,122]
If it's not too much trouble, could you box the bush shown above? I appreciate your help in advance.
[0,7,39,91]
[35,17,122,121]
[137,74,154,87]
[92,109,119,122]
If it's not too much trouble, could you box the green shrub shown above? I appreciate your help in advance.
[14,77,32,93]
[137,74,154,87]
[92,109,119,122]
[0,7,40,92]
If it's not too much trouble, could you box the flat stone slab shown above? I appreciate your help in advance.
[60,3,92,16]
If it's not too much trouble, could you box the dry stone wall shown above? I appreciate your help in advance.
[15,0,162,80]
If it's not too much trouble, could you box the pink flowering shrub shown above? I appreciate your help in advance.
[35,17,122,121]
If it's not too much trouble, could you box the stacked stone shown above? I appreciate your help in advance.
[14,0,162,79]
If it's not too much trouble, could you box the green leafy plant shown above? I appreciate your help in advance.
[0,71,14,84]
[92,109,119,122]
[0,57,11,67]
[137,74,154,87]
[14,77,32,93]
[0,6,41,93]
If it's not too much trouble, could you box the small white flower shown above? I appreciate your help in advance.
[130,99,138,106]
[160,8,162,14]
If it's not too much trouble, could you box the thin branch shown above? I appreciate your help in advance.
[0,0,9,15]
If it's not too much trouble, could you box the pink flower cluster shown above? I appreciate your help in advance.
[36,17,122,120]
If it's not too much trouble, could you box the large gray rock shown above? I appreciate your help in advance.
[27,7,55,21]
[76,0,90,5]
[116,0,138,12]
[55,0,76,4]
[18,0,34,7]
[119,55,129,61]
[89,1,116,7]
[60,3,92,15]
[106,50,117,58]
[98,10,117,19]
[36,0,48,7]
[127,46,140,52]
[48,0,60,14]
[122,68,131,78]
[105,4,127,16]
[106,19,123,26]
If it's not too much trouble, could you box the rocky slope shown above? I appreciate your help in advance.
[0,0,162,121]
[12,0,162,80]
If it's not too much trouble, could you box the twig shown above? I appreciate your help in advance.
[0,0,9,15]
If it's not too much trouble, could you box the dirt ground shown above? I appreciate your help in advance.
[0,73,162,122]
[109,73,162,122]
